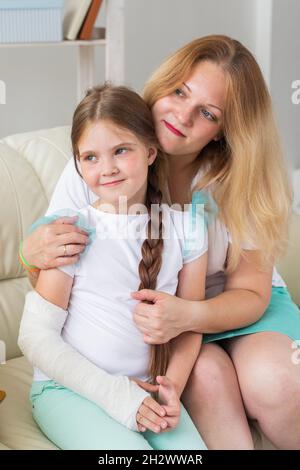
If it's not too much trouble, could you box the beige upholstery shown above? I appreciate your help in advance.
[0,126,299,450]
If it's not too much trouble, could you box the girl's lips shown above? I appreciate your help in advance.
[163,120,185,137]
[101,179,125,187]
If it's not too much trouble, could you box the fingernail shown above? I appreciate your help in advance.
[161,422,167,428]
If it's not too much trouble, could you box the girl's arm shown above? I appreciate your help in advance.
[18,269,153,431]
[165,252,208,397]
[35,267,73,309]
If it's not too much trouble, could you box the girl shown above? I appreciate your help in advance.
[21,36,300,449]
[18,85,208,450]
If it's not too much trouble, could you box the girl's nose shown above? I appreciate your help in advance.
[101,157,119,176]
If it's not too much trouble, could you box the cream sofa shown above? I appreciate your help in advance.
[0,127,299,450]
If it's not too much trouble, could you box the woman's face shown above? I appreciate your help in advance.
[152,61,226,159]
[77,120,157,211]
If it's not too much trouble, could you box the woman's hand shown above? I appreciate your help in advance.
[131,290,189,344]
[132,379,168,433]
[156,376,181,432]
[22,216,89,269]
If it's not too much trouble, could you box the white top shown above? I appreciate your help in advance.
[46,159,286,301]
[34,203,207,382]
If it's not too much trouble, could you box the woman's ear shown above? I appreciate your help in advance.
[213,130,224,142]
[148,147,158,165]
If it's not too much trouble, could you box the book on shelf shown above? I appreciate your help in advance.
[78,0,104,40]
[63,0,92,40]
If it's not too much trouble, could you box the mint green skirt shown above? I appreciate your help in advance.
[203,287,300,344]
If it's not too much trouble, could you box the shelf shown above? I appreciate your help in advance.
[0,39,106,48]
[0,0,125,101]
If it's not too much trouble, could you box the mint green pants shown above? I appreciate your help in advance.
[30,380,207,450]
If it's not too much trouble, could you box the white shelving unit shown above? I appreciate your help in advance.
[0,0,125,101]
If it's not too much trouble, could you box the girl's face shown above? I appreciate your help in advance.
[152,60,226,160]
[77,120,157,211]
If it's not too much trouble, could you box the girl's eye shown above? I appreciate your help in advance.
[201,108,216,121]
[174,88,184,97]
[84,155,97,162]
[115,147,129,156]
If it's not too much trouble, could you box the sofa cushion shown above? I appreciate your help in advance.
[277,213,300,307]
[0,442,10,450]
[0,127,72,360]
[0,278,32,361]
[0,356,58,450]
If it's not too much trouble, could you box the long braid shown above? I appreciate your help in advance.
[138,164,170,383]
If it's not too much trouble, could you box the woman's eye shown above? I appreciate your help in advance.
[174,88,184,97]
[201,109,215,121]
[115,147,129,156]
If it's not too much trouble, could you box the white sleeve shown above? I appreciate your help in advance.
[46,159,96,215]
[182,209,208,264]
[18,291,149,431]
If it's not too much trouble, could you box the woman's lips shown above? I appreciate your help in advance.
[163,120,186,137]
[101,179,125,187]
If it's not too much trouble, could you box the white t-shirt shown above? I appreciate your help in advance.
[45,159,285,301]
[34,203,207,382]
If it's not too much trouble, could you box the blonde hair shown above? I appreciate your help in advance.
[71,84,170,381]
[144,35,292,272]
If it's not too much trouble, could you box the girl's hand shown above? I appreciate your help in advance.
[131,290,188,344]
[156,376,181,432]
[132,379,168,433]
[22,216,89,269]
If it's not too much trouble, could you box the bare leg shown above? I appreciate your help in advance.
[182,342,254,449]
[224,332,300,449]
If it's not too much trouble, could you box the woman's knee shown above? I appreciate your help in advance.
[240,358,300,412]
[228,334,300,412]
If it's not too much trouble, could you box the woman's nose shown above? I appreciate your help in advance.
[175,104,193,127]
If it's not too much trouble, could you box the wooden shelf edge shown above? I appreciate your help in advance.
[0,39,106,48]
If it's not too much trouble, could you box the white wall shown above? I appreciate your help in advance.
[0,0,256,138]
[124,0,255,92]
[0,0,299,173]
[270,0,300,170]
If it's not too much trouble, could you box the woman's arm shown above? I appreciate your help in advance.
[22,217,89,288]
[165,253,207,396]
[132,249,272,341]
[188,248,273,334]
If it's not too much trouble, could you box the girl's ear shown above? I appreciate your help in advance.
[148,147,158,166]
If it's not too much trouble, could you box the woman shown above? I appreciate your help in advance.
[21,35,300,449]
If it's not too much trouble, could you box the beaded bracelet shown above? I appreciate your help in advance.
[18,241,39,273]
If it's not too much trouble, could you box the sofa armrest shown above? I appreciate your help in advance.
[277,213,300,307]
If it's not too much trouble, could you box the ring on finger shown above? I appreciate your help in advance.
[63,244,67,256]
